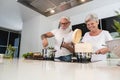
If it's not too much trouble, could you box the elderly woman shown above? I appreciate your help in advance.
[81,13,113,61]
[41,17,74,62]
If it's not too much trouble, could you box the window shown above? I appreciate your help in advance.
[0,30,8,45]
[0,47,6,53]
[9,32,20,47]
[0,29,21,58]
[101,16,119,33]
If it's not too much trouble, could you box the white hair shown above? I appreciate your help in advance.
[85,13,99,23]
[60,16,71,22]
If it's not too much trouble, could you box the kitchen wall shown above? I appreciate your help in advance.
[51,2,120,29]
[19,0,120,57]
[19,5,54,57]
[71,3,120,25]
[0,0,23,31]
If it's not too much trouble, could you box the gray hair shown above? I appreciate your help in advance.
[85,13,99,23]
[60,16,71,22]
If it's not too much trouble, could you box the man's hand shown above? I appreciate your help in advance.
[42,38,48,48]
[61,42,74,53]
[62,42,71,48]
[41,32,54,48]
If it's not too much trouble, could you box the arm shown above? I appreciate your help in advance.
[61,42,74,53]
[41,32,54,48]
[96,48,110,54]
[96,31,112,54]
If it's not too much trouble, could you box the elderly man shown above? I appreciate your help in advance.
[41,17,74,62]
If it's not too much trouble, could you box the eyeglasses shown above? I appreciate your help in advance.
[60,22,70,25]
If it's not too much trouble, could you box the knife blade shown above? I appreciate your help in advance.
[60,38,64,49]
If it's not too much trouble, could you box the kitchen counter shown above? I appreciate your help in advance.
[0,58,120,80]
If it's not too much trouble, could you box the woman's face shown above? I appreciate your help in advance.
[60,18,70,30]
[86,20,99,32]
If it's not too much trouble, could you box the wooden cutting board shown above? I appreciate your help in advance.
[72,29,82,44]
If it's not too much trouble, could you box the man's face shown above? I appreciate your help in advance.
[59,18,70,30]
[86,20,99,31]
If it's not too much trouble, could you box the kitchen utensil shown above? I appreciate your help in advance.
[60,38,64,49]
[106,39,120,66]
[72,29,82,44]
[106,39,120,57]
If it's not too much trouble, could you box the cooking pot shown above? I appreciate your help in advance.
[42,48,55,60]
[75,52,92,63]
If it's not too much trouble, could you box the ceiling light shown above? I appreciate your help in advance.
[50,9,55,14]
[81,0,86,2]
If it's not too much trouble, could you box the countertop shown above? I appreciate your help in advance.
[0,58,120,80]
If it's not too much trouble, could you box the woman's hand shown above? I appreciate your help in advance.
[96,48,109,54]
